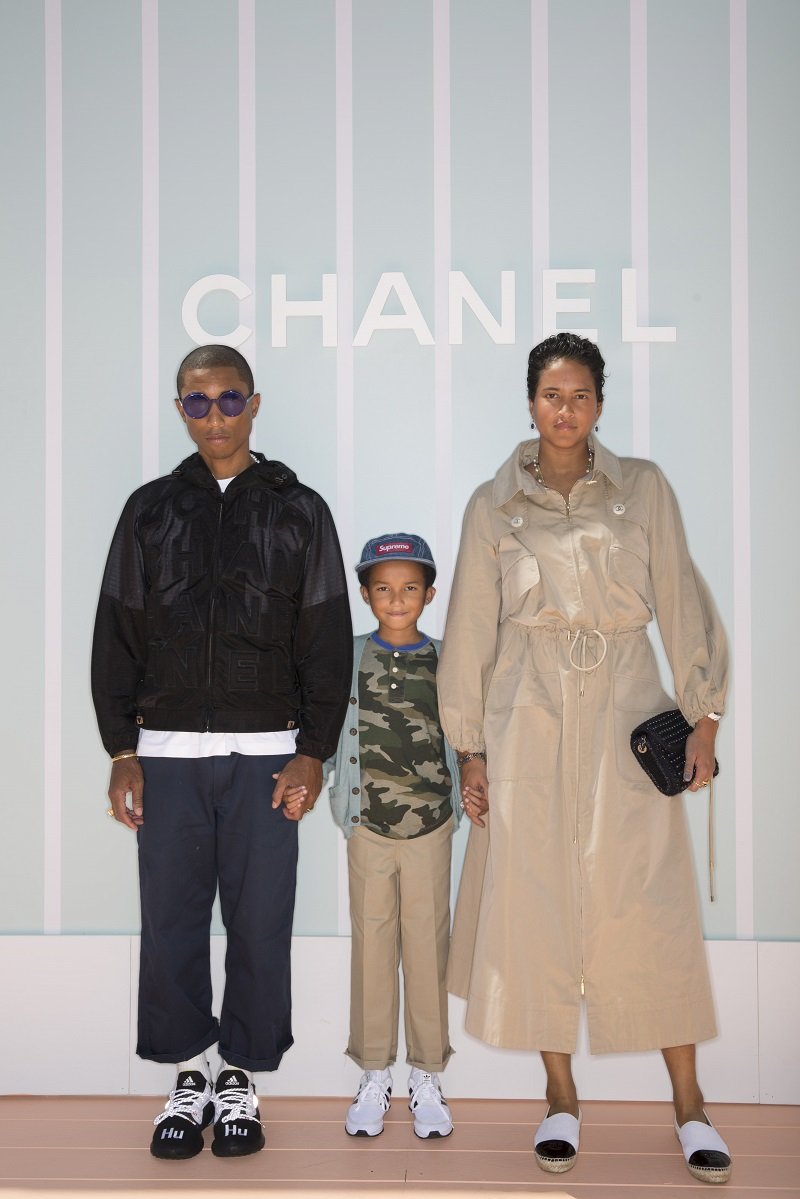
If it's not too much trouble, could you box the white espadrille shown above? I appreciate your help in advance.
[675,1113,732,1184]
[534,1108,582,1173]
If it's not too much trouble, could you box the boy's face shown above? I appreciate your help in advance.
[360,560,435,645]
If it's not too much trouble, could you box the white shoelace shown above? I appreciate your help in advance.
[153,1081,210,1127]
[355,1076,391,1111]
[214,1079,258,1124]
[409,1073,445,1110]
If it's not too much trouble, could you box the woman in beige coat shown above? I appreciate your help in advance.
[438,333,731,1184]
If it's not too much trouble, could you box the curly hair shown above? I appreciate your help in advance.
[526,332,606,403]
[176,345,255,397]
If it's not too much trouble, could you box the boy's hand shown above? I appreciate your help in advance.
[272,754,323,821]
[460,757,489,828]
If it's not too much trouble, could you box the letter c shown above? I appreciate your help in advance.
[181,274,252,348]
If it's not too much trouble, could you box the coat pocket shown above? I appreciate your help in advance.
[484,668,562,784]
[498,541,542,623]
[608,543,654,612]
[611,672,675,794]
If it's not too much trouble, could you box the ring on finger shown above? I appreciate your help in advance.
[106,807,114,818]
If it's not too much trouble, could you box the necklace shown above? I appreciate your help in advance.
[531,446,594,488]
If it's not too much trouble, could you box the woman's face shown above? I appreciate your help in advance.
[529,358,602,450]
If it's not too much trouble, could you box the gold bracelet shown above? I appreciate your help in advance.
[112,750,138,762]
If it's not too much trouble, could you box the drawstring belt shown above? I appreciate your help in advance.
[568,628,608,695]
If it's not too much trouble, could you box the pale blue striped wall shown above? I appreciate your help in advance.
[0,0,797,942]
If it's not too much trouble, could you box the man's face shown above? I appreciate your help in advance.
[175,365,261,479]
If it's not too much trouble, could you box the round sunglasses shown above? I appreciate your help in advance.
[179,390,254,419]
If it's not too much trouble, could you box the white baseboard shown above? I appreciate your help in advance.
[1,935,797,1102]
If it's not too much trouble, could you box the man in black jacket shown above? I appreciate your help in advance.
[92,345,352,1160]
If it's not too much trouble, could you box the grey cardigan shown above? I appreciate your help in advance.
[325,633,462,838]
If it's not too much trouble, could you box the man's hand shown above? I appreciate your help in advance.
[460,756,489,828]
[108,757,144,830]
[684,716,718,793]
[272,754,323,821]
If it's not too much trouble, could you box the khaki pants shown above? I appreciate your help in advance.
[346,816,454,1073]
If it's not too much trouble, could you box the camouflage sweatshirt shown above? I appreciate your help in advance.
[326,634,461,839]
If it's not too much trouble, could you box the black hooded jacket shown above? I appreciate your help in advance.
[91,452,352,761]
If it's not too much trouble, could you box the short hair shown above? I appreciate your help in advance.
[359,563,436,590]
[526,332,606,404]
[176,345,255,397]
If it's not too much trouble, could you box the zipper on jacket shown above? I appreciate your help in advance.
[204,494,225,730]
[574,635,586,1001]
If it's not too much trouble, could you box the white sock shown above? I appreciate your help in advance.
[177,1052,210,1082]
[221,1060,253,1084]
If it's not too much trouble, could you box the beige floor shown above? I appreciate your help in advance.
[0,1096,798,1197]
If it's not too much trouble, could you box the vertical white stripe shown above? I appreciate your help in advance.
[433,0,452,630]
[141,0,159,481]
[629,0,650,457]
[730,0,754,939]
[238,0,257,431]
[44,0,62,935]
[531,0,549,342]
[335,0,355,937]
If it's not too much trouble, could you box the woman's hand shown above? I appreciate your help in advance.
[460,756,490,827]
[684,716,718,793]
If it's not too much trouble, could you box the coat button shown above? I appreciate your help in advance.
[390,683,397,689]
[349,728,357,736]
[613,503,626,515]
[351,815,360,823]
[352,787,360,795]
[349,756,357,764]
[511,515,523,528]
[349,696,357,704]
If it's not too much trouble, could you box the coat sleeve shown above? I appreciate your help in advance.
[292,497,353,761]
[437,485,501,754]
[91,497,149,757]
[646,465,729,724]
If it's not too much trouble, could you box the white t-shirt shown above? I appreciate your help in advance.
[136,470,298,760]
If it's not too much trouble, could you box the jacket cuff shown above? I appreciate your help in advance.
[294,739,330,762]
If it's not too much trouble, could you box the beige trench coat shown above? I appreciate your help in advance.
[437,438,728,1055]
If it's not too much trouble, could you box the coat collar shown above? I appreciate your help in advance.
[171,451,297,491]
[492,435,623,509]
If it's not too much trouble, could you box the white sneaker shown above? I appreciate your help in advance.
[408,1068,453,1139]
[345,1069,392,1137]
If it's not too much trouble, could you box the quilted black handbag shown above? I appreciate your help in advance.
[630,708,719,796]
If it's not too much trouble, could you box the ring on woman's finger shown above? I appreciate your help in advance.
[106,807,115,818]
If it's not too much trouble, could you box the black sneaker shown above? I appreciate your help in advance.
[150,1071,214,1159]
[211,1068,265,1157]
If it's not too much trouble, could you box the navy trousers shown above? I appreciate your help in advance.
[136,753,297,1071]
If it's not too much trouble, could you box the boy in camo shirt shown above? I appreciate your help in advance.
[326,534,462,1140]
